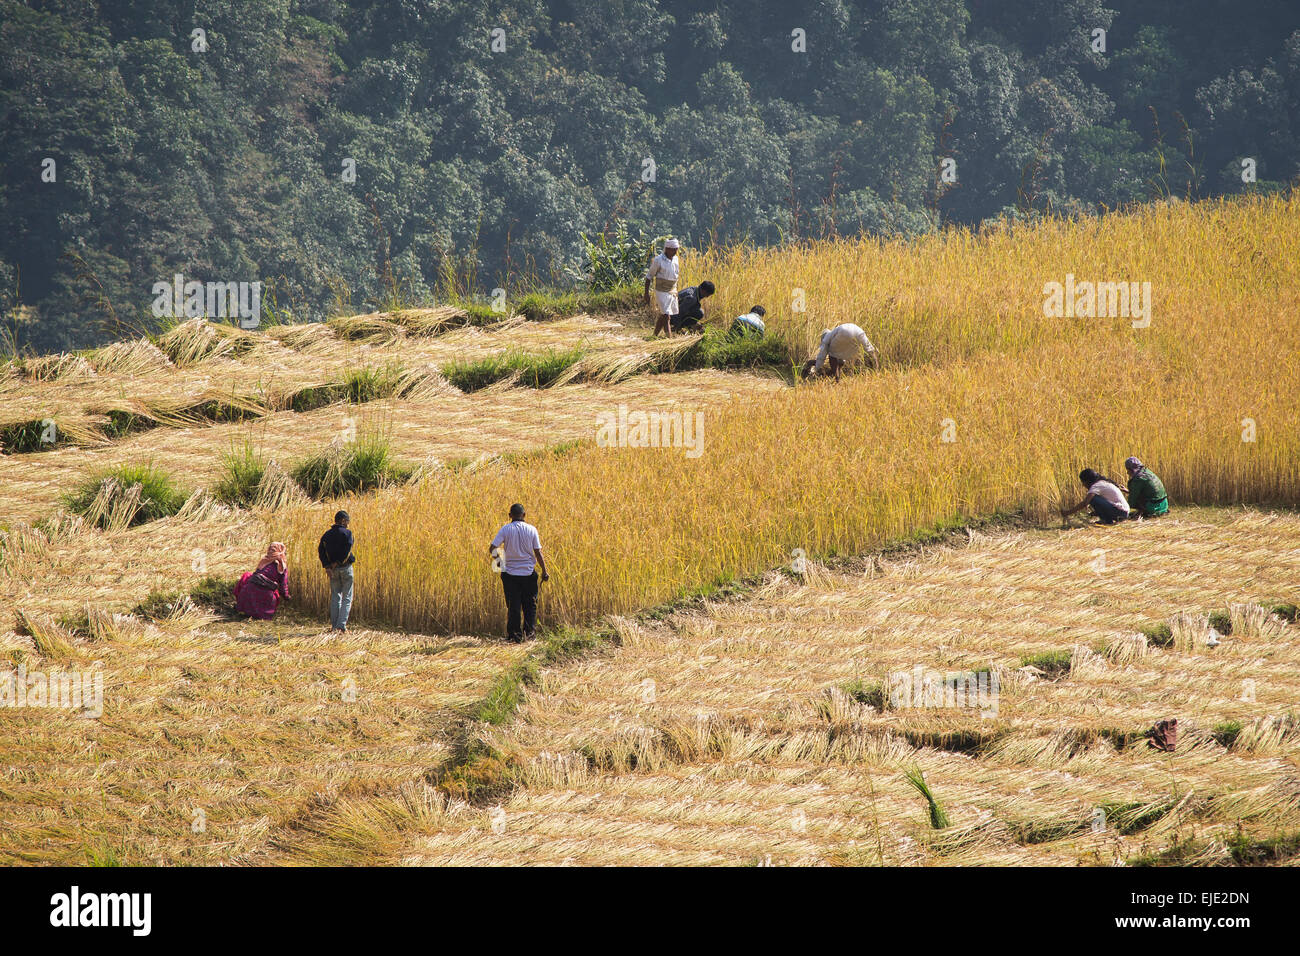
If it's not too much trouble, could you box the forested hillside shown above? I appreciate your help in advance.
[3,0,1298,352]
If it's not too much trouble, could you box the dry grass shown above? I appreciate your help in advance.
[0,369,780,523]
[393,508,1300,866]
[0,313,670,446]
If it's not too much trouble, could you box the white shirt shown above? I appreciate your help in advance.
[491,520,542,575]
[645,253,680,286]
[1088,480,1130,512]
[814,324,875,369]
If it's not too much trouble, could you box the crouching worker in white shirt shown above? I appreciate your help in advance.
[801,323,879,381]
[1060,469,1131,525]
[489,503,550,642]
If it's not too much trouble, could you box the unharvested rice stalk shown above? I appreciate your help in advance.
[687,193,1300,364]
[277,339,1300,634]
[86,338,173,375]
[277,195,1300,634]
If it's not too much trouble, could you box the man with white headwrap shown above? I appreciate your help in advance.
[801,323,879,380]
[644,238,681,337]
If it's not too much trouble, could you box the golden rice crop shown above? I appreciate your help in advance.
[277,195,1300,634]
[686,193,1299,364]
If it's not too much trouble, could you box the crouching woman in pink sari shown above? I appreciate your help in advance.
[234,542,291,619]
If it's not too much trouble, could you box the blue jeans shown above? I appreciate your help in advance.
[1090,496,1128,525]
[329,565,354,629]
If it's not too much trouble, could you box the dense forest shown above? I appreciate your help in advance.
[2,0,1298,352]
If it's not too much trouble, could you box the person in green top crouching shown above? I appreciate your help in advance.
[1123,457,1170,518]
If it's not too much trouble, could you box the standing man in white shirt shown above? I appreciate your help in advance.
[488,503,550,642]
[802,323,880,381]
[644,237,682,337]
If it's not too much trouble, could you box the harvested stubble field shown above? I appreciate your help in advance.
[0,311,706,451]
[2,507,1296,864]
[388,509,1300,866]
[0,369,780,524]
[0,604,525,865]
[2,194,1299,866]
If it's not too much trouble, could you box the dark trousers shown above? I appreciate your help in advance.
[1089,496,1128,524]
[500,571,538,640]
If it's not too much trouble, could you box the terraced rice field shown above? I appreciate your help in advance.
[5,505,1293,864]
[0,368,780,524]
[386,509,1300,866]
[2,197,1298,866]
[0,311,717,450]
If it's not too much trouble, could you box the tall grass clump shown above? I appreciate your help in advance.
[65,464,188,529]
[276,195,1300,634]
[290,428,412,499]
[442,348,584,392]
[672,328,794,372]
[215,440,268,505]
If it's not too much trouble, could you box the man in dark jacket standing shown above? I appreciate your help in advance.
[318,510,355,632]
